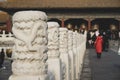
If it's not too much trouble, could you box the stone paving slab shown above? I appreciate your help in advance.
[0,59,12,80]
[80,50,92,80]
[109,40,119,53]
[89,48,120,80]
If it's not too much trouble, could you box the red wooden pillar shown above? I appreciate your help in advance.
[61,18,65,27]
[84,18,91,30]
[6,17,12,32]
[88,18,91,30]
[85,18,94,30]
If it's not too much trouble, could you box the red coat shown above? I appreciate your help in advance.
[94,36,103,53]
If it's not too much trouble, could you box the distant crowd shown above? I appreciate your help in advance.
[87,29,120,51]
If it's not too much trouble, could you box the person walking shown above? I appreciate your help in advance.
[94,33,103,58]
[102,31,109,51]
[0,48,5,69]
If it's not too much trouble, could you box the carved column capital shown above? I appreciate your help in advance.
[84,18,95,21]
[59,18,68,27]
[58,17,68,21]
[59,28,68,53]
[47,22,60,58]
[84,18,95,30]
[9,11,48,80]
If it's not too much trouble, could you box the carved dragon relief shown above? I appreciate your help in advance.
[9,11,48,80]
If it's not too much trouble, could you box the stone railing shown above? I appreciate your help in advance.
[47,22,87,80]
[0,30,14,46]
[0,30,14,59]
[0,11,87,80]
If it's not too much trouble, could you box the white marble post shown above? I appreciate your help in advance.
[47,22,62,80]
[76,33,80,78]
[73,31,77,80]
[2,30,6,38]
[78,32,87,79]
[68,30,74,80]
[59,28,70,80]
[9,11,48,80]
[73,31,79,80]
[79,34,83,71]
[8,32,13,37]
[78,34,84,79]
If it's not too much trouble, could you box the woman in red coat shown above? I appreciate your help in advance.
[94,34,103,58]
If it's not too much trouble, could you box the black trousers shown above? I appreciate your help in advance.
[97,53,101,58]
[0,58,4,68]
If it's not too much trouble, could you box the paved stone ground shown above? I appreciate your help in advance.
[80,50,92,80]
[80,40,120,80]
[0,59,12,80]
[89,48,120,80]
[109,40,119,53]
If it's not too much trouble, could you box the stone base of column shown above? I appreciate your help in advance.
[75,52,79,80]
[47,58,62,80]
[68,51,75,80]
[60,53,70,80]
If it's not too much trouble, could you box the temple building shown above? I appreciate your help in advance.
[0,0,120,32]
[0,1,120,80]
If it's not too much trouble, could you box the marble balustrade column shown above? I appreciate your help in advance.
[77,33,81,79]
[47,22,62,80]
[68,30,75,80]
[73,31,77,80]
[9,11,48,80]
[59,28,70,80]
[78,34,84,77]
[76,32,81,79]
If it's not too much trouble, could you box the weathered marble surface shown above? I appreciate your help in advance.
[47,22,62,80]
[9,11,48,80]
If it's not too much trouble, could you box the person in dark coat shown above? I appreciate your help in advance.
[91,30,97,47]
[102,31,109,51]
[0,48,5,68]
[94,34,103,58]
